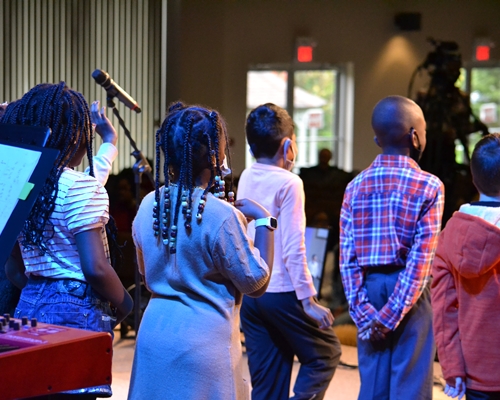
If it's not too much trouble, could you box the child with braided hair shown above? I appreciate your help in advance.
[0,96,121,317]
[3,82,133,399]
[128,102,274,400]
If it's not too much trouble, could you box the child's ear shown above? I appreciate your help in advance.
[277,137,289,157]
[411,129,420,150]
[374,136,381,148]
[281,137,294,159]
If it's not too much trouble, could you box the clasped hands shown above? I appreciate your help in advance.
[358,318,391,341]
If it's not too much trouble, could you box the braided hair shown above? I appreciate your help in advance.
[0,82,94,254]
[153,101,232,253]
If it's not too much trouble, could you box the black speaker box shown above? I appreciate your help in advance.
[394,12,421,31]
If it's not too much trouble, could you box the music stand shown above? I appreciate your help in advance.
[0,124,59,267]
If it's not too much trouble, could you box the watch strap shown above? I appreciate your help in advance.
[255,216,277,230]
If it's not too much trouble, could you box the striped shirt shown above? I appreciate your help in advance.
[339,154,444,330]
[20,168,110,281]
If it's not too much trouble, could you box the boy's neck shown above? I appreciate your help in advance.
[381,146,410,157]
[478,193,500,202]
[255,155,284,169]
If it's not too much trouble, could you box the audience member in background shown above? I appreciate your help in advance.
[299,147,354,239]
[107,169,137,232]
[300,148,354,320]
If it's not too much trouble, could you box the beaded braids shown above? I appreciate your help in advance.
[0,82,94,254]
[152,102,234,254]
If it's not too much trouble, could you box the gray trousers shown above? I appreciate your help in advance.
[357,268,434,400]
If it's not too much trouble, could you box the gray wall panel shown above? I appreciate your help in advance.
[0,0,165,175]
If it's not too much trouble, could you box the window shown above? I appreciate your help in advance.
[468,66,500,132]
[246,64,354,172]
[456,63,500,162]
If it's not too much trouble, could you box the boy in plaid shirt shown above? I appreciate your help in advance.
[340,95,444,399]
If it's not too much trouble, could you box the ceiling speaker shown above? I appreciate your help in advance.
[394,12,421,31]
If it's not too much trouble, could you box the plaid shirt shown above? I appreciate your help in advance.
[340,154,444,330]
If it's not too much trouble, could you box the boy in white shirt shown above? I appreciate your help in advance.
[237,103,341,400]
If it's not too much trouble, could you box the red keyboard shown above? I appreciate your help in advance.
[0,315,113,400]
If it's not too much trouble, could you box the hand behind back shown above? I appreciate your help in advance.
[358,319,391,341]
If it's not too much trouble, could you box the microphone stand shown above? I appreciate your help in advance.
[107,96,154,339]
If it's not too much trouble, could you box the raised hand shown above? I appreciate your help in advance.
[91,100,117,145]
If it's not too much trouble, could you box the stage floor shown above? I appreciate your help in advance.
[109,332,449,399]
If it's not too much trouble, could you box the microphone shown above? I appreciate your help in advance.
[92,69,142,113]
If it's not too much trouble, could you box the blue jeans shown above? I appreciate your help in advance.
[15,276,116,397]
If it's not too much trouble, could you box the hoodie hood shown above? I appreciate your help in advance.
[440,210,500,278]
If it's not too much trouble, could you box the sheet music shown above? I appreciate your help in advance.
[0,144,42,235]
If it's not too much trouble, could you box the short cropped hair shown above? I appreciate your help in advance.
[470,133,500,197]
[245,103,294,158]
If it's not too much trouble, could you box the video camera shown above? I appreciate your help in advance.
[420,37,461,75]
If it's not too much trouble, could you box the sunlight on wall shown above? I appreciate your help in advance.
[373,36,421,79]
[367,35,422,97]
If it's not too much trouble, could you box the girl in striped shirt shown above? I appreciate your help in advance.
[3,82,133,399]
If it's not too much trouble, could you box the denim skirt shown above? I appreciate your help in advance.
[14,276,116,397]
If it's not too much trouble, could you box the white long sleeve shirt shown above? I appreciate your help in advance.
[237,162,316,300]
[84,142,118,185]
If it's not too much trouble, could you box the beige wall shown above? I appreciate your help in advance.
[166,0,500,175]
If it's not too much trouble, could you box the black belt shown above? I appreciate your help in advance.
[364,265,404,274]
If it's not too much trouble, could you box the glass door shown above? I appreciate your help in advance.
[293,69,337,170]
[245,64,353,172]
[457,64,500,161]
